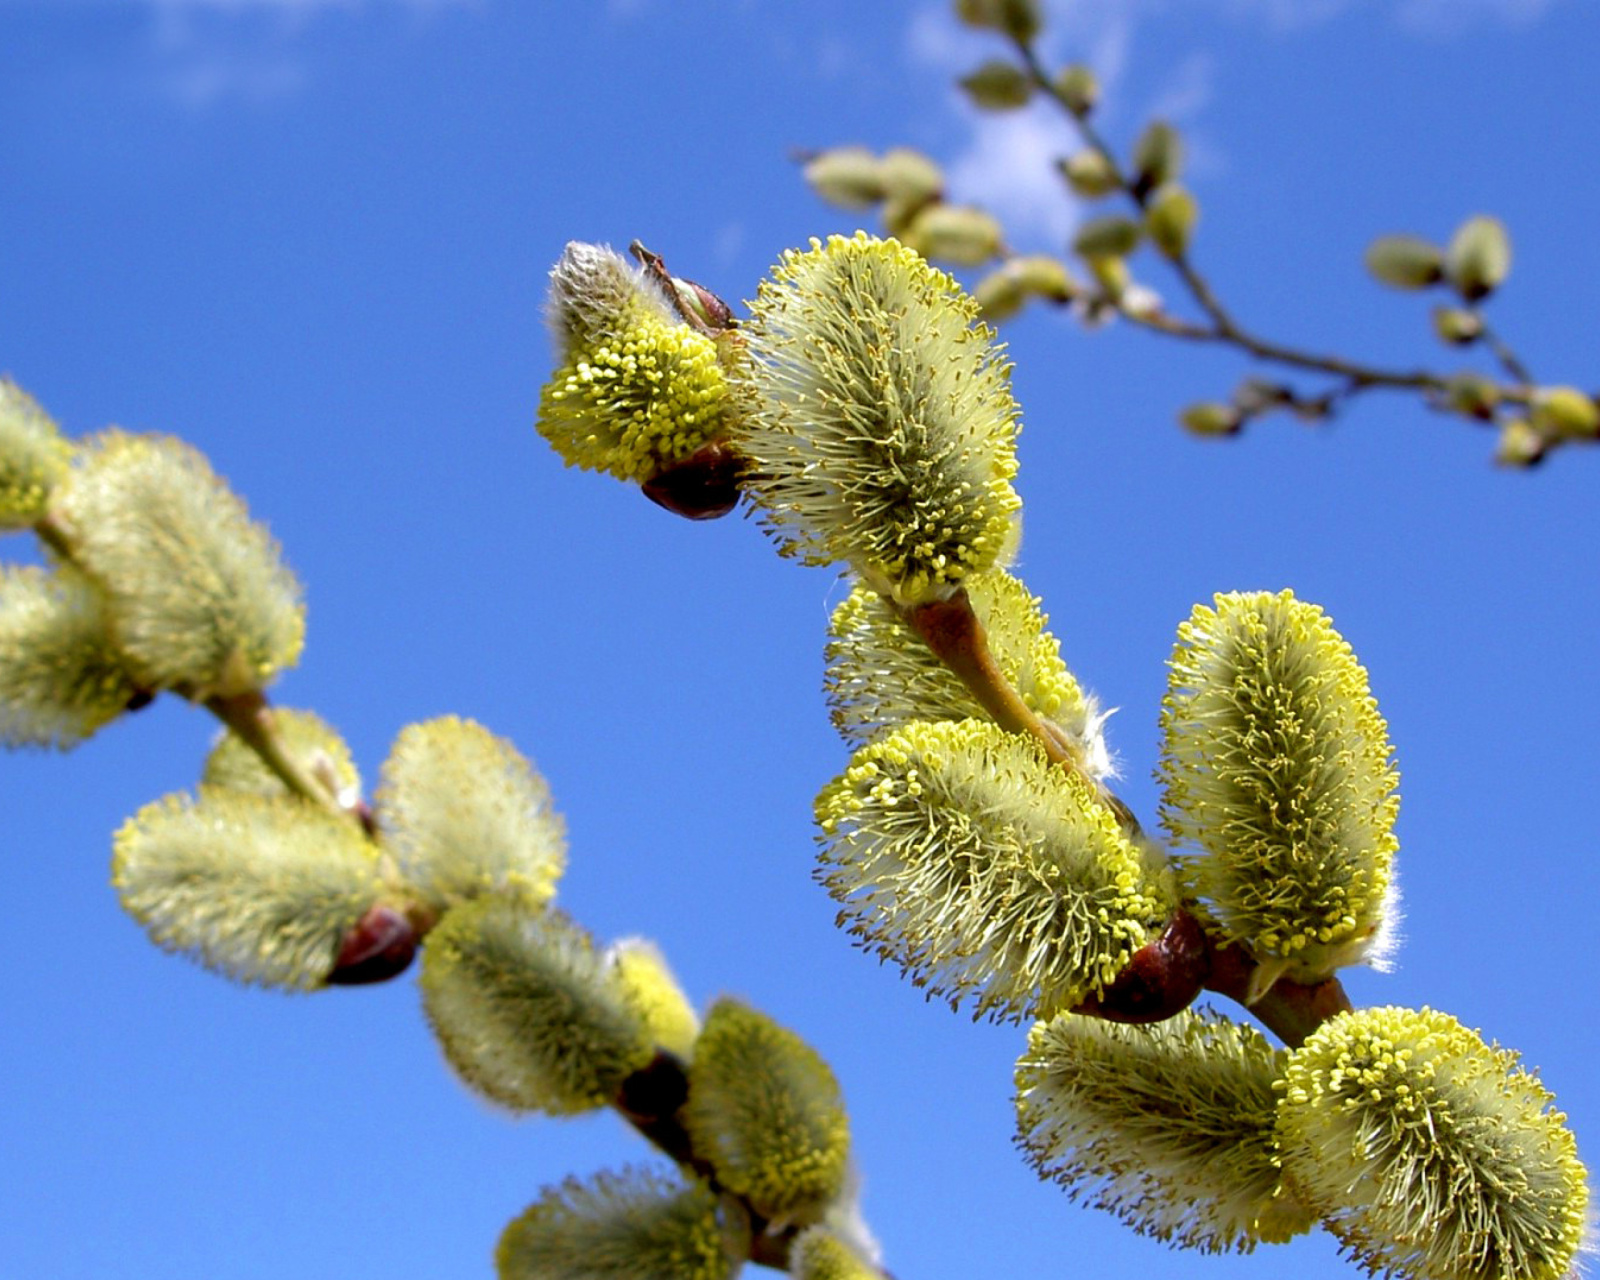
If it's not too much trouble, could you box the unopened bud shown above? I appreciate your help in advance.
[880,147,944,203]
[1443,373,1499,420]
[1131,120,1183,195]
[904,203,1004,266]
[1531,386,1600,439]
[959,59,1033,110]
[1075,911,1208,1024]
[973,267,1028,322]
[955,0,1042,43]
[1432,305,1483,346]
[1086,254,1129,298]
[1073,214,1143,260]
[1495,418,1544,467]
[1146,184,1198,258]
[1363,234,1444,290]
[1445,214,1511,302]
[1053,64,1099,116]
[1059,150,1120,198]
[802,147,885,210]
[1011,254,1078,302]
[1180,401,1243,437]
[328,904,419,986]
[640,440,746,520]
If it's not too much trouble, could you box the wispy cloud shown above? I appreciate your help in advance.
[13,0,482,106]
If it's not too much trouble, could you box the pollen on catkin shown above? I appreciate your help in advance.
[419,897,656,1115]
[0,565,138,748]
[824,568,1109,777]
[203,706,361,807]
[112,787,382,990]
[1276,1006,1590,1280]
[815,718,1170,1022]
[683,998,851,1226]
[376,716,566,916]
[1158,590,1400,983]
[56,431,305,698]
[538,241,730,483]
[1015,1009,1315,1253]
[789,1225,883,1280]
[496,1166,739,1280]
[737,232,1022,606]
[606,937,700,1061]
[0,379,74,528]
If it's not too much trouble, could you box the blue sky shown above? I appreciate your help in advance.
[4,2,1598,1278]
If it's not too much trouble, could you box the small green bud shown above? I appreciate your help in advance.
[878,147,944,204]
[1445,214,1511,301]
[954,0,1042,43]
[1432,305,1484,346]
[1442,372,1499,420]
[1145,183,1199,258]
[497,1168,739,1280]
[1277,1006,1590,1280]
[1131,120,1183,194]
[684,998,851,1224]
[0,379,74,529]
[1495,417,1545,467]
[958,59,1033,110]
[972,266,1028,322]
[1058,149,1120,198]
[1085,254,1130,298]
[1530,385,1600,439]
[879,192,927,239]
[1053,63,1099,116]
[1010,254,1079,301]
[1073,214,1143,260]
[1178,401,1242,438]
[903,203,1005,266]
[1363,234,1444,290]
[802,147,886,210]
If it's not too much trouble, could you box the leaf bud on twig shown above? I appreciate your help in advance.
[1445,214,1512,302]
[1131,120,1184,196]
[1053,64,1099,116]
[959,58,1034,110]
[1058,149,1120,198]
[1363,234,1444,290]
[1145,183,1199,258]
[802,147,887,210]
[1530,385,1600,440]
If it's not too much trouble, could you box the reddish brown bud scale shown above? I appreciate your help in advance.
[327,904,418,986]
[1077,910,1208,1024]
[642,441,746,520]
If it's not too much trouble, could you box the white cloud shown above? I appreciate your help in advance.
[94,0,479,105]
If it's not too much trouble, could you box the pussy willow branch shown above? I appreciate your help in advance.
[1008,37,1536,413]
